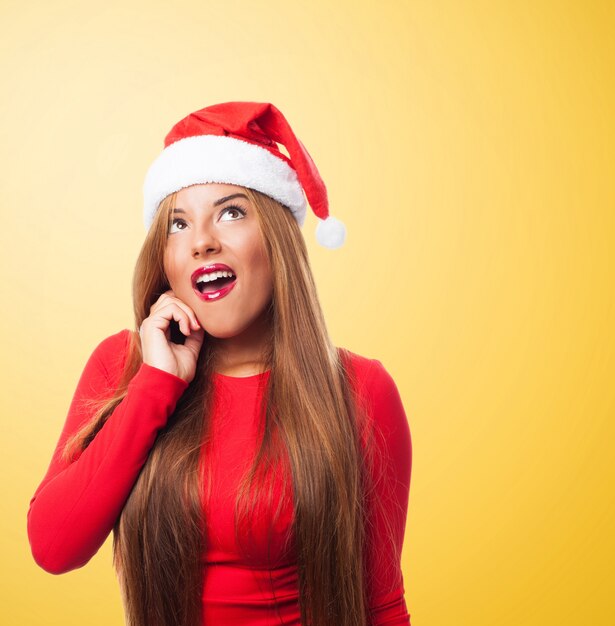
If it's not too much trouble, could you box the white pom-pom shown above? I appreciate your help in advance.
[315,215,346,249]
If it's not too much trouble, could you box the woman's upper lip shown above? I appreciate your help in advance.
[191,263,236,287]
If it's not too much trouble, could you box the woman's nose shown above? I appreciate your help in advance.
[191,226,221,258]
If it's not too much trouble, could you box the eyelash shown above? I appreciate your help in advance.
[169,205,247,232]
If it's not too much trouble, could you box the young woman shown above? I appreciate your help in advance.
[27,102,413,626]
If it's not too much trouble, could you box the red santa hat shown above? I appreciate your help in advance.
[142,101,346,249]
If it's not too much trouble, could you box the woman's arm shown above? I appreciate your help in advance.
[362,359,413,626]
[26,330,189,574]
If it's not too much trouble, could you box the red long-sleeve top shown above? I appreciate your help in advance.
[27,329,412,625]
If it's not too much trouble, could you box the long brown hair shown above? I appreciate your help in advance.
[61,187,397,625]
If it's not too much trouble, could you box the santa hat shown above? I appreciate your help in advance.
[142,101,346,249]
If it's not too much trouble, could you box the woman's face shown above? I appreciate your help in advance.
[163,183,273,340]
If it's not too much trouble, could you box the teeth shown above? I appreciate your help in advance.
[196,270,235,284]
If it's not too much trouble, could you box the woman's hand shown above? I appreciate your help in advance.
[139,290,205,383]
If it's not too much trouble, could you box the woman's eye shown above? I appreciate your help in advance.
[220,205,247,222]
[169,218,187,234]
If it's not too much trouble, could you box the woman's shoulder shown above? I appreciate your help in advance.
[338,348,411,448]
[91,328,133,359]
[87,328,134,383]
[336,347,399,398]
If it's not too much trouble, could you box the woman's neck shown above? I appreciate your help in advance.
[208,313,272,377]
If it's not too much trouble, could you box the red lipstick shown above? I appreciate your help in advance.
[191,263,237,302]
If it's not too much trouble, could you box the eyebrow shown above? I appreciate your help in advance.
[172,193,249,214]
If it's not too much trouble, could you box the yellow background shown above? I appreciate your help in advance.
[2,0,613,624]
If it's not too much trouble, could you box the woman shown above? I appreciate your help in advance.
[27,102,413,626]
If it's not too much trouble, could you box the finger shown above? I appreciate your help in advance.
[169,306,192,336]
[158,294,200,330]
[150,291,173,313]
[183,326,205,353]
[151,302,192,336]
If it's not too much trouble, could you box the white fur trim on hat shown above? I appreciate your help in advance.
[142,134,307,229]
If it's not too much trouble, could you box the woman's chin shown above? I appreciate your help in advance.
[200,322,245,340]
[203,329,235,340]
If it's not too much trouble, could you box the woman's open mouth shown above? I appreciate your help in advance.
[192,266,237,302]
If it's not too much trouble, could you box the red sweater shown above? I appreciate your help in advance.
[27,329,412,625]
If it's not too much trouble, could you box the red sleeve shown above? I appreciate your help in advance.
[362,359,413,625]
[26,329,189,575]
